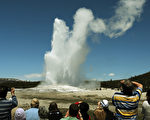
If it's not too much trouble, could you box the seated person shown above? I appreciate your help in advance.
[75,101,91,120]
[100,99,115,120]
[38,106,48,119]
[93,101,106,120]
[15,108,26,120]
[48,102,63,120]
[25,98,40,120]
[61,103,79,120]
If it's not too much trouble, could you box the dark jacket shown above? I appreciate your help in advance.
[48,110,63,120]
[0,96,18,120]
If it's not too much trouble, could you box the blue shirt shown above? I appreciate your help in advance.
[25,108,40,120]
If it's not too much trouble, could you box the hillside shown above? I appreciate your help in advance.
[101,71,150,92]
[0,78,41,89]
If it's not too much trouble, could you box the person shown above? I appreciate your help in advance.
[38,106,48,119]
[48,102,63,120]
[93,101,106,120]
[14,108,26,120]
[75,101,91,120]
[112,80,143,120]
[142,89,150,120]
[61,103,79,120]
[100,99,115,120]
[25,98,40,120]
[0,87,18,120]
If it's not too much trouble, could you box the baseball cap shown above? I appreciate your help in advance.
[100,99,109,108]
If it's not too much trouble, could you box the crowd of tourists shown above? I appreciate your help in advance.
[0,80,150,120]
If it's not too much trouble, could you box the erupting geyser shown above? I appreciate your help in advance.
[44,0,146,86]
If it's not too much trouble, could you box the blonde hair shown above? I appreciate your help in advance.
[93,108,106,120]
[31,98,39,108]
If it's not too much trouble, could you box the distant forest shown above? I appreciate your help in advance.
[0,78,40,88]
[101,71,150,92]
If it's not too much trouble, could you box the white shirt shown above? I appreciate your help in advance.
[142,101,150,120]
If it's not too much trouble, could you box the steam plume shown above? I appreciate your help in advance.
[44,0,146,85]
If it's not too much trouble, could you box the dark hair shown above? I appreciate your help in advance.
[48,102,63,120]
[0,87,8,98]
[38,106,48,119]
[146,89,150,104]
[121,80,134,96]
[69,103,79,117]
[49,102,59,111]
[79,102,90,120]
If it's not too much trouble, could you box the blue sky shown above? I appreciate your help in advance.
[0,0,150,82]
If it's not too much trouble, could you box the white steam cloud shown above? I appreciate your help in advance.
[44,0,146,85]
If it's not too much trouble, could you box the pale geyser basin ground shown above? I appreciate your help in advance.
[7,85,146,118]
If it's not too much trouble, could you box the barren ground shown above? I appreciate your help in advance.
[7,87,146,120]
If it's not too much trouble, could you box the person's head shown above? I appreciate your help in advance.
[79,102,89,120]
[93,108,106,120]
[69,103,79,117]
[79,102,89,113]
[38,106,48,119]
[146,89,150,104]
[100,99,109,110]
[49,102,58,111]
[31,98,39,108]
[15,108,26,120]
[121,80,134,95]
[0,86,8,98]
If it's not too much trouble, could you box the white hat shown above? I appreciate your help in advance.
[15,108,26,120]
[100,99,109,108]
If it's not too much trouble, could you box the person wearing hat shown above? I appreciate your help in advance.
[0,87,18,120]
[93,100,115,120]
[15,108,26,120]
[25,98,40,120]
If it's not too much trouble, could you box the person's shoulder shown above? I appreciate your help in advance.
[0,98,10,102]
[113,92,124,96]
[25,108,37,112]
[25,108,30,113]
[114,91,123,94]
[143,101,149,106]
[136,87,143,94]
[60,117,67,120]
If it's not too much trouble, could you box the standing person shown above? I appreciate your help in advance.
[112,80,143,120]
[0,87,18,120]
[48,102,63,120]
[142,89,150,120]
[61,103,79,120]
[25,98,40,120]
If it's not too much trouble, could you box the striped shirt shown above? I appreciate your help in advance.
[112,87,142,120]
[0,96,18,120]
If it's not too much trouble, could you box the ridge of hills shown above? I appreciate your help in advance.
[101,71,150,92]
